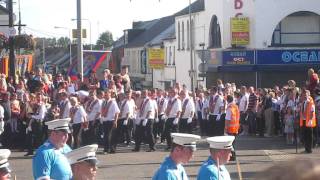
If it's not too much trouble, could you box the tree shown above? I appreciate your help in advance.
[95,31,114,50]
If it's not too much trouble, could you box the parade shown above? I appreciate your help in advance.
[0,0,319,179]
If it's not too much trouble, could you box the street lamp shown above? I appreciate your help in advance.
[71,18,92,50]
[54,26,72,66]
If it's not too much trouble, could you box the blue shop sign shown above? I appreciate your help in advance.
[222,50,254,65]
[257,49,320,64]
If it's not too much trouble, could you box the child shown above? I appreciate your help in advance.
[10,93,20,133]
[284,92,295,144]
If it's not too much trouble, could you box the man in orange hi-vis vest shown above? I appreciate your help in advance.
[224,95,240,161]
[300,89,316,153]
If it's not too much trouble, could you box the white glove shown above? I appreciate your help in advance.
[216,114,221,121]
[28,126,32,132]
[187,117,193,124]
[123,119,128,125]
[155,118,159,123]
[207,114,210,120]
[142,119,148,126]
[161,115,166,120]
[173,118,179,125]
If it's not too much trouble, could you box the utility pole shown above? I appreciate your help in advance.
[8,0,15,79]
[18,0,21,35]
[189,0,194,91]
[77,0,83,81]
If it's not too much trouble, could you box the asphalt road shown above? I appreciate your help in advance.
[9,135,320,180]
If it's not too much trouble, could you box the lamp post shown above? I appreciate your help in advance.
[76,0,83,81]
[188,0,195,91]
[71,18,92,50]
[54,26,72,66]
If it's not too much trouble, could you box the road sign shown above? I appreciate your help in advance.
[198,62,208,72]
[196,50,211,62]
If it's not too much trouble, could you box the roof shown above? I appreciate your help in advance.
[125,15,175,48]
[113,0,204,49]
[147,24,175,46]
[174,0,205,17]
[0,5,8,15]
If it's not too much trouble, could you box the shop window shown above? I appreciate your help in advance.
[271,11,320,47]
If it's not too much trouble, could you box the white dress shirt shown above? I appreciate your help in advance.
[181,97,195,119]
[119,99,136,119]
[31,103,47,120]
[101,99,120,122]
[73,105,87,124]
[87,99,102,121]
[239,93,249,112]
[166,97,182,119]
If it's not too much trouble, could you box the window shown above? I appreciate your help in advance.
[187,20,190,50]
[209,15,222,48]
[178,22,180,50]
[271,11,320,47]
[182,21,185,50]
[173,46,175,65]
[169,46,172,65]
[165,47,168,65]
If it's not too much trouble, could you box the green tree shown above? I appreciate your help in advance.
[95,31,114,50]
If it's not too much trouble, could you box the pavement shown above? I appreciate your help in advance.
[9,135,320,180]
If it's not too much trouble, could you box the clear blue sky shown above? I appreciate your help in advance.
[16,0,192,44]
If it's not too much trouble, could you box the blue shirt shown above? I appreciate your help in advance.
[153,156,188,180]
[32,140,72,180]
[197,156,231,180]
[99,79,109,90]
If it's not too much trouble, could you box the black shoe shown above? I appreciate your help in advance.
[165,147,171,151]
[132,148,140,152]
[146,148,155,152]
[109,150,116,154]
[24,152,33,157]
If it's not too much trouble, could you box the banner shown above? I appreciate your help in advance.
[68,50,111,79]
[257,49,320,65]
[231,17,250,45]
[223,50,254,65]
[148,48,164,69]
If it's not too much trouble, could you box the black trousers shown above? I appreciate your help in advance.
[103,121,116,152]
[208,115,217,136]
[179,118,192,134]
[134,119,155,150]
[27,120,43,154]
[248,111,258,135]
[72,123,81,149]
[118,118,132,145]
[198,111,206,136]
[163,118,178,148]
[153,115,165,140]
[302,123,313,153]
[215,114,225,136]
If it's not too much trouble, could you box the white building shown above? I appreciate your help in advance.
[121,0,320,90]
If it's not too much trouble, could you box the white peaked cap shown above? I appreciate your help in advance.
[45,118,71,132]
[66,144,98,165]
[171,133,201,151]
[206,136,235,149]
[0,149,11,172]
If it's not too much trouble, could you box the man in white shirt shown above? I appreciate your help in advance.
[85,90,102,145]
[117,89,136,146]
[133,90,156,152]
[58,92,71,119]
[155,89,168,143]
[100,89,120,154]
[25,93,47,156]
[163,87,182,150]
[204,86,223,136]
[69,96,87,149]
[179,89,195,134]
[239,86,249,135]
[196,92,207,136]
